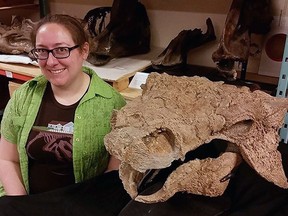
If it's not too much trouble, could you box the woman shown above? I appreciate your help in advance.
[0,14,126,196]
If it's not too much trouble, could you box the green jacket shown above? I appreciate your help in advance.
[0,66,126,196]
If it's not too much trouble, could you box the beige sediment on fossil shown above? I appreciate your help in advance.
[105,72,288,203]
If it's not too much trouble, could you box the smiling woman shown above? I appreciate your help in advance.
[0,14,126,197]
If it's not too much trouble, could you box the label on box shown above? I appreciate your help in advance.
[5,70,13,78]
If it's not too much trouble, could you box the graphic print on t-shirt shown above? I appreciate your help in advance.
[27,121,74,163]
[26,83,79,193]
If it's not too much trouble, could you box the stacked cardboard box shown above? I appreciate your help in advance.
[8,81,21,96]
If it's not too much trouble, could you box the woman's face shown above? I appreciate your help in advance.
[35,23,88,87]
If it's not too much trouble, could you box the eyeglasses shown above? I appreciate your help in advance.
[31,45,80,60]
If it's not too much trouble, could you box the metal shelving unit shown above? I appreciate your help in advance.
[276,35,288,143]
[39,0,48,17]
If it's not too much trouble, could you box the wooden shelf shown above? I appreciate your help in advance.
[0,62,41,82]
[120,88,142,101]
[0,62,132,91]
[0,3,39,10]
[240,72,278,85]
[0,62,142,99]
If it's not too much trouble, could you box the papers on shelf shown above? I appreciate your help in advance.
[83,46,162,81]
[128,72,149,89]
[0,54,38,66]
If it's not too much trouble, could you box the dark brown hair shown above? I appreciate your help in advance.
[31,14,88,49]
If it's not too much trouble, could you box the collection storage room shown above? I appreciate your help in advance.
[0,0,288,215]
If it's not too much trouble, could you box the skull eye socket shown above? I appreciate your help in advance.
[142,128,175,153]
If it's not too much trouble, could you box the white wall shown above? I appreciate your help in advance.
[48,1,227,68]
[147,10,227,67]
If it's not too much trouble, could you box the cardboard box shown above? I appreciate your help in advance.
[8,81,21,96]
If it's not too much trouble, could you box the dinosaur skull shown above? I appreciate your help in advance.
[104,72,288,203]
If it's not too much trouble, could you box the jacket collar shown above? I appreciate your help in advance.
[83,66,112,99]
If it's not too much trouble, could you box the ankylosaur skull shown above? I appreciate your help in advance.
[104,72,288,203]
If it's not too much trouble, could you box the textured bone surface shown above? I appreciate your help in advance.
[104,72,288,203]
[0,16,37,55]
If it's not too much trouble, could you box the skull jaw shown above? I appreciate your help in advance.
[120,152,242,203]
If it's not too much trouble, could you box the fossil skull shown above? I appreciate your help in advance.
[104,72,288,203]
[0,16,37,55]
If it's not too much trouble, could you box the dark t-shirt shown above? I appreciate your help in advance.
[26,83,79,194]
